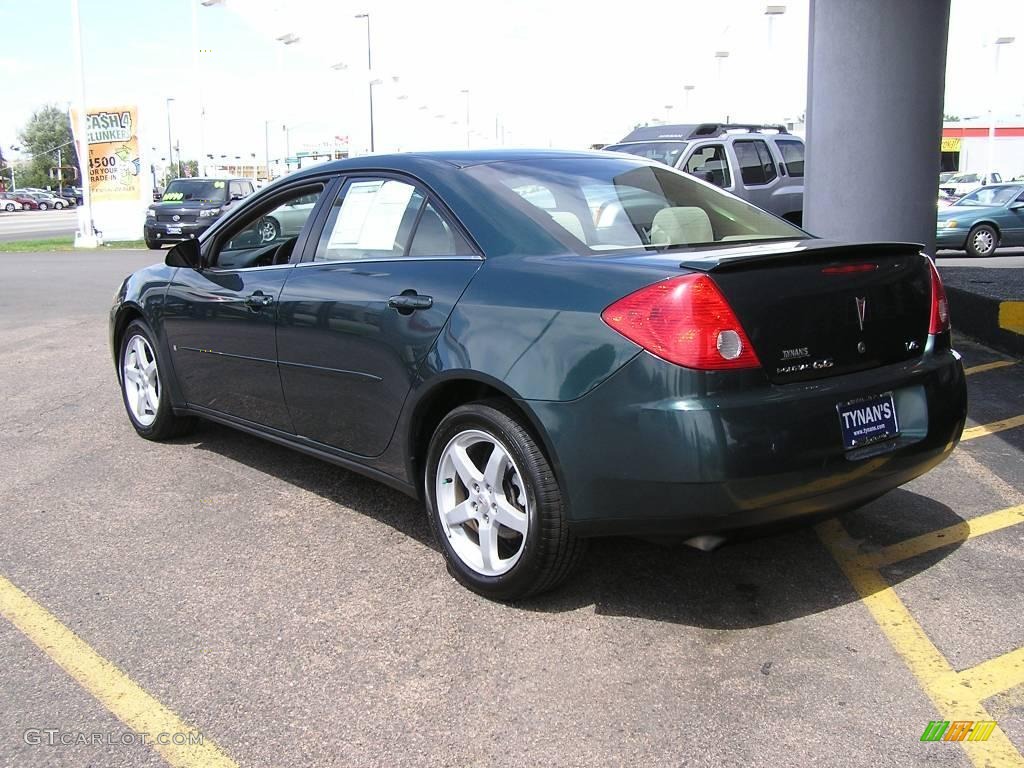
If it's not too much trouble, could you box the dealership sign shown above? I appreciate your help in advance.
[72,105,143,203]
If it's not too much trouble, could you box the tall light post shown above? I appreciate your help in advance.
[165,97,177,182]
[714,51,730,121]
[70,0,96,247]
[683,84,695,118]
[664,104,674,123]
[355,13,375,152]
[460,89,471,148]
[764,5,786,122]
[987,36,1015,180]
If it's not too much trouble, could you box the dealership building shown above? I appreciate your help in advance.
[940,123,1024,178]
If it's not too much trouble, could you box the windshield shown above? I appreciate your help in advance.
[955,186,1020,207]
[161,179,228,203]
[949,174,976,184]
[467,157,804,254]
[605,142,688,167]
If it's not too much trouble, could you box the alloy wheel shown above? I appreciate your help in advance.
[435,429,530,576]
[258,219,278,243]
[122,334,160,426]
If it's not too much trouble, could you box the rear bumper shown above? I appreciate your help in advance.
[526,343,967,537]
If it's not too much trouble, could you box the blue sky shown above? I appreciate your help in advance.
[2,0,1022,165]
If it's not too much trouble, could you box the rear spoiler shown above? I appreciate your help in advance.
[678,240,926,273]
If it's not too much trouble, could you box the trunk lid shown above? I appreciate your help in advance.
[688,240,932,383]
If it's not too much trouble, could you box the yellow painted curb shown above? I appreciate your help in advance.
[999,301,1024,335]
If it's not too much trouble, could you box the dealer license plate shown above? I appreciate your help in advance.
[837,393,899,449]
[166,226,182,235]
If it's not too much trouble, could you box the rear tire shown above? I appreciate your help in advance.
[966,224,997,258]
[38,202,48,211]
[118,319,197,441]
[425,400,586,600]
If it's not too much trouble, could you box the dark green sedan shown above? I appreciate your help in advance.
[110,150,966,600]
[936,183,1024,256]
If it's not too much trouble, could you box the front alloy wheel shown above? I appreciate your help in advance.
[118,319,196,440]
[123,333,160,426]
[425,401,585,600]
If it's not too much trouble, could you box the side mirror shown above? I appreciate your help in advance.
[1010,202,1024,211]
[165,238,202,269]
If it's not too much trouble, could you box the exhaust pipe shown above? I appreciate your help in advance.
[683,534,727,552]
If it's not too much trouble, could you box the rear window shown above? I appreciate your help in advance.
[605,142,687,167]
[467,157,803,254]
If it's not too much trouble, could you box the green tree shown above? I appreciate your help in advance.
[16,105,79,189]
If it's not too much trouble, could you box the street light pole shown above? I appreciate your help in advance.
[70,0,96,246]
[461,89,471,148]
[987,36,1014,181]
[264,120,270,181]
[683,85,695,118]
[165,97,176,183]
[714,51,730,122]
[355,13,375,153]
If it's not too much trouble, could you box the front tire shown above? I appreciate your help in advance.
[425,401,585,600]
[118,319,196,440]
[966,224,997,258]
[4,203,13,212]
[145,237,161,250]
[54,201,64,209]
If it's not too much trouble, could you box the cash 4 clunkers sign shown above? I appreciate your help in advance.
[72,105,143,203]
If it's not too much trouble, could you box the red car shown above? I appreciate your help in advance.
[0,193,39,210]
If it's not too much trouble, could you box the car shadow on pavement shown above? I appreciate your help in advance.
[526,489,965,628]
[185,423,965,629]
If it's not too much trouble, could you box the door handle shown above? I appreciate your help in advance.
[244,291,274,310]
[387,293,433,314]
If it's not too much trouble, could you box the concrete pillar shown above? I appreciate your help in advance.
[804,0,950,256]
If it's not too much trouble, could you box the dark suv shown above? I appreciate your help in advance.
[144,177,254,248]
[605,123,805,225]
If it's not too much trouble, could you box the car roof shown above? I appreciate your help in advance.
[283,148,630,181]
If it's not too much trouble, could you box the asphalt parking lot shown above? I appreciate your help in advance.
[0,250,1021,768]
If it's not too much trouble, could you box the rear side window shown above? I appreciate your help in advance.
[684,144,731,188]
[734,140,778,186]
[314,178,473,261]
[776,139,805,177]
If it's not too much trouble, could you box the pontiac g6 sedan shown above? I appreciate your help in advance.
[110,150,967,600]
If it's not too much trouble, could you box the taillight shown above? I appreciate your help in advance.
[926,257,950,334]
[601,274,760,370]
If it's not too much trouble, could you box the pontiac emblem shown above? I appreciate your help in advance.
[172,214,181,222]
[855,296,867,331]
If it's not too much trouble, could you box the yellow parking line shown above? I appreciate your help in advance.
[0,574,239,768]
[961,414,1024,442]
[964,360,1016,376]
[816,519,1024,767]
[957,647,1024,703]
[857,504,1024,569]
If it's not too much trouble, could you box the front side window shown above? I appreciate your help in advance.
[212,184,326,269]
[683,144,732,188]
[734,140,778,186]
[776,139,805,177]
[606,141,688,167]
[162,179,228,203]
[469,157,802,254]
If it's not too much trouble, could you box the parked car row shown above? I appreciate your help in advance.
[0,189,77,211]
